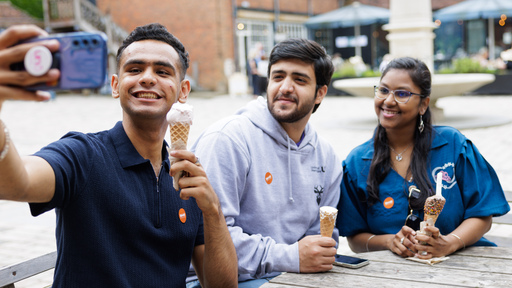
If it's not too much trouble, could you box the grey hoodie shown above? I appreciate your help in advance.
[191,96,342,281]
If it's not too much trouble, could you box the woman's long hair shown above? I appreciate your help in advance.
[366,57,434,210]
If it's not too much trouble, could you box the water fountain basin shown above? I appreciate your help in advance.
[333,73,496,121]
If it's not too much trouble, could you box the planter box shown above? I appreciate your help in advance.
[327,77,354,96]
[467,72,512,95]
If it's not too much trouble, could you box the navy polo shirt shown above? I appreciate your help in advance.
[30,121,204,288]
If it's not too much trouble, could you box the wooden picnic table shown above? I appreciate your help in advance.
[261,246,512,287]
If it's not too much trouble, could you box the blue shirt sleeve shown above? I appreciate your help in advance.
[456,139,510,219]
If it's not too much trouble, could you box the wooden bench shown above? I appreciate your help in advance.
[0,251,56,288]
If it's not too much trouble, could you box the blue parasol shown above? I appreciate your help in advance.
[304,1,389,29]
[305,1,389,58]
[434,0,512,21]
[434,0,512,60]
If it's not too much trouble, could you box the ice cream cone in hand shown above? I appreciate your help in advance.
[320,206,338,237]
[166,102,194,190]
[424,172,446,226]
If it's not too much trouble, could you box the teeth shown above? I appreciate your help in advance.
[137,93,158,99]
[384,109,398,114]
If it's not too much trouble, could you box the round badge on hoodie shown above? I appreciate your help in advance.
[265,172,273,184]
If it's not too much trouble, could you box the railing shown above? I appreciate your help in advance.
[43,0,128,84]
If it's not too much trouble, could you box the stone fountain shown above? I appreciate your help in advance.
[333,0,501,127]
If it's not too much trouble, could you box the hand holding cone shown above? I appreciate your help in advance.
[167,102,194,190]
[417,172,446,254]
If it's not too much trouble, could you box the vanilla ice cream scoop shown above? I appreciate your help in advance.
[167,102,194,125]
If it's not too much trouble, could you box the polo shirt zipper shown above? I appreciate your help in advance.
[155,167,163,228]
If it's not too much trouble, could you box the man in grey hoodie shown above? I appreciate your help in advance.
[191,38,342,287]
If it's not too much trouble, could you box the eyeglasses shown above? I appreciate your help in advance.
[405,185,421,231]
[374,86,424,104]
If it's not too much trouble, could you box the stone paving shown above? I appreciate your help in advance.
[0,92,511,287]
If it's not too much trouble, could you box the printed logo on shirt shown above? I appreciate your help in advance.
[311,166,326,173]
[432,163,456,190]
[383,197,394,209]
[265,172,273,184]
[179,208,187,223]
[314,185,324,205]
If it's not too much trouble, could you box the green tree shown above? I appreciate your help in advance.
[9,0,43,19]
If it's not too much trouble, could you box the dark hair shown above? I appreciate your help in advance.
[116,23,189,80]
[267,38,334,113]
[366,57,434,210]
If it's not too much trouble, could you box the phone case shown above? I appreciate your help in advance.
[12,32,108,91]
[333,255,370,269]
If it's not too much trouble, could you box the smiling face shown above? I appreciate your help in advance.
[266,58,326,124]
[375,68,429,134]
[111,40,189,122]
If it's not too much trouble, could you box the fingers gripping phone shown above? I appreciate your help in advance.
[333,254,369,269]
[10,31,108,91]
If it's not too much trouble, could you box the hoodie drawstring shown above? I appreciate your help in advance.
[287,136,294,202]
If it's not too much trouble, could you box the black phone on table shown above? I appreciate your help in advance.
[333,254,369,269]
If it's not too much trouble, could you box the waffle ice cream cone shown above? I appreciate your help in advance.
[423,172,446,226]
[170,123,190,148]
[423,197,445,226]
[167,102,194,190]
[320,206,338,238]
[417,172,446,254]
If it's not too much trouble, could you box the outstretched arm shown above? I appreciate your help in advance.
[170,150,237,288]
[0,25,60,203]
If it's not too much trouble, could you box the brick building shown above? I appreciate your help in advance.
[92,0,469,92]
[0,0,471,91]
[95,0,341,91]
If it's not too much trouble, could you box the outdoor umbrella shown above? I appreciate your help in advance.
[434,0,512,60]
[304,1,389,58]
[435,0,512,20]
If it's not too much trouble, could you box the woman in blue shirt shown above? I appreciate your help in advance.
[337,57,510,259]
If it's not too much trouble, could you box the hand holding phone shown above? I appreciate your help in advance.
[0,25,60,102]
[10,31,108,91]
[333,254,369,269]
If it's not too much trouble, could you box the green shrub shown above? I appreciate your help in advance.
[10,0,43,19]
[333,65,357,78]
[438,58,495,74]
[361,69,381,78]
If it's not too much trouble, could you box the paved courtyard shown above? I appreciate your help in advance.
[0,92,511,287]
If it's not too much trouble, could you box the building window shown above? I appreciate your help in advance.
[313,28,333,54]
[277,22,308,41]
[239,20,274,57]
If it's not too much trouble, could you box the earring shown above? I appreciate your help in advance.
[418,115,424,134]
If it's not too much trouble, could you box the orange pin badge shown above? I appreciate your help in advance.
[383,197,394,209]
[265,172,273,184]
[179,208,187,223]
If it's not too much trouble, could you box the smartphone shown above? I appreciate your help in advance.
[10,31,108,91]
[333,254,369,269]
